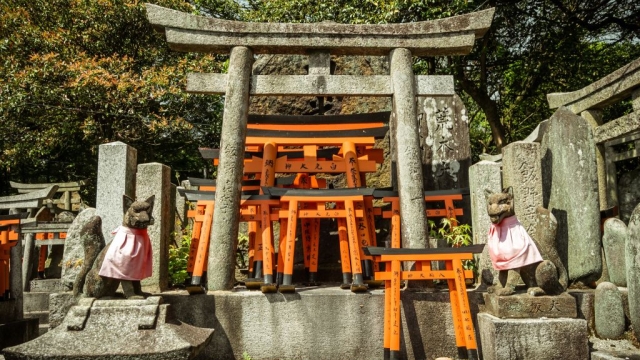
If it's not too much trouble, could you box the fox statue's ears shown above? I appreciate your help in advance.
[122,194,155,214]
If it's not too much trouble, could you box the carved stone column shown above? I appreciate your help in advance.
[207,46,254,291]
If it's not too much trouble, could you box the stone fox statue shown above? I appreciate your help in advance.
[485,187,567,296]
[73,195,155,299]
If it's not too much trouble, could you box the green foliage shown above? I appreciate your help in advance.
[242,351,252,360]
[430,217,475,272]
[430,218,472,247]
[236,232,250,269]
[0,0,226,198]
[168,228,191,287]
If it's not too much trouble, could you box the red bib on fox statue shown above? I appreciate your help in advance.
[488,215,543,270]
[99,226,152,280]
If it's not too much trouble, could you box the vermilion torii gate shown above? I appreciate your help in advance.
[146,4,494,291]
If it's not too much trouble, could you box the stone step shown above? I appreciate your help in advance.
[23,292,50,313]
[38,324,49,337]
[24,310,49,325]
[29,279,64,293]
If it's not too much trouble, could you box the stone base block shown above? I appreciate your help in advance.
[0,318,39,351]
[4,297,214,360]
[29,279,63,293]
[483,291,577,318]
[478,313,588,360]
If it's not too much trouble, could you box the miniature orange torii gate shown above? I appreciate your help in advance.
[364,244,484,360]
[0,214,25,299]
[262,187,374,292]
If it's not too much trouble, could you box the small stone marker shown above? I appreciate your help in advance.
[418,95,470,188]
[60,208,97,291]
[478,313,588,360]
[502,141,542,235]
[626,202,640,340]
[595,282,625,339]
[602,218,628,287]
[419,94,472,225]
[482,292,577,319]
[136,163,172,293]
[469,160,501,285]
[540,107,601,284]
[95,142,137,244]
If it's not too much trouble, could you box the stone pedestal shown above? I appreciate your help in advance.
[483,292,577,319]
[478,313,588,360]
[3,297,214,359]
[136,163,172,293]
[95,142,137,244]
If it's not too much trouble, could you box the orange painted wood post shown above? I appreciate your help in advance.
[38,244,48,274]
[256,141,277,280]
[191,201,214,285]
[260,203,276,289]
[308,213,321,284]
[280,199,299,291]
[343,141,374,279]
[0,228,8,297]
[453,259,478,359]
[446,259,466,358]
[344,199,364,288]
[336,203,353,289]
[276,211,288,286]
[187,203,205,273]
[389,259,402,360]
[247,212,257,274]
[252,218,264,279]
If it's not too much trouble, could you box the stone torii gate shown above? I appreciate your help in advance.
[146,4,494,290]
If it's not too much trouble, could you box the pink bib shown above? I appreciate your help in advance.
[487,216,543,270]
[99,226,153,280]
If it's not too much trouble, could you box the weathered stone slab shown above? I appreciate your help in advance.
[162,288,485,360]
[568,290,595,331]
[95,142,137,244]
[469,161,502,285]
[618,169,640,224]
[483,292,577,319]
[136,163,172,293]
[541,107,602,283]
[547,57,640,114]
[502,141,542,235]
[59,208,97,291]
[626,202,640,340]
[602,218,628,287]
[4,297,214,359]
[593,110,640,144]
[147,4,494,56]
[595,282,625,339]
[418,95,471,224]
[523,119,549,143]
[478,313,588,360]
